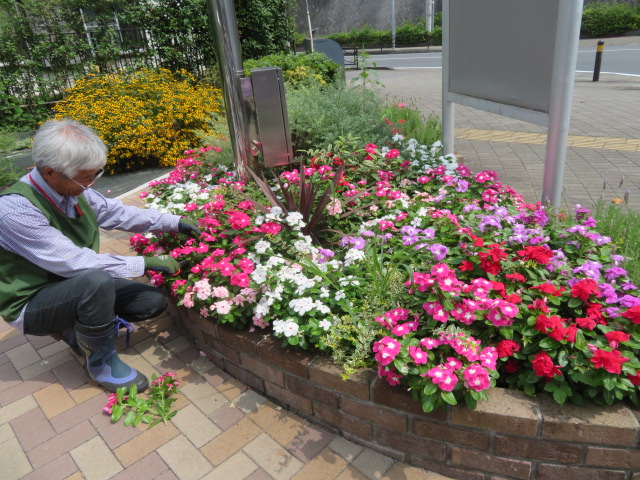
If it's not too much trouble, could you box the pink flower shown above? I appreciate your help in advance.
[103,393,120,414]
[463,364,491,392]
[426,366,458,392]
[230,273,250,287]
[228,212,251,230]
[408,346,429,365]
[213,300,232,315]
[260,222,281,235]
[373,336,401,366]
[420,337,440,350]
[212,286,229,298]
[385,149,400,159]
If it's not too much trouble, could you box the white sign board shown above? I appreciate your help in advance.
[442,0,584,207]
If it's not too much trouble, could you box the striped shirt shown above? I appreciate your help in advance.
[0,169,180,331]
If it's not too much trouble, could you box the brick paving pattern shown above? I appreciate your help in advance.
[1,36,639,480]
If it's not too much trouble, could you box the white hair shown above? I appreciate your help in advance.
[32,118,107,177]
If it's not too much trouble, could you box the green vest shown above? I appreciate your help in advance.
[0,181,99,322]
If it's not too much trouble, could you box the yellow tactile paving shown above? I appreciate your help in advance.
[455,129,640,152]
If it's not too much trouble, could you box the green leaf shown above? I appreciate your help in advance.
[421,394,437,412]
[422,382,438,396]
[568,297,583,309]
[557,350,569,367]
[603,374,617,391]
[464,393,478,410]
[133,411,146,427]
[116,387,126,404]
[123,410,136,427]
[111,405,125,423]
[440,391,457,406]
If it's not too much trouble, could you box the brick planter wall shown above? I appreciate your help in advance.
[166,300,640,480]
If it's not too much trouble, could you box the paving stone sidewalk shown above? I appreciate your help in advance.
[0,185,451,480]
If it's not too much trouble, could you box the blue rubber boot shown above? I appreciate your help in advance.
[76,322,148,393]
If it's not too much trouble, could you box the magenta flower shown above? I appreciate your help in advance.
[373,337,401,366]
[463,364,491,392]
[408,346,429,365]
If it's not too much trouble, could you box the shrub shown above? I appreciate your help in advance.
[285,84,390,153]
[243,52,343,89]
[53,68,223,174]
[383,102,442,147]
[581,2,640,37]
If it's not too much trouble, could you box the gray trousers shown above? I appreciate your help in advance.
[23,270,167,336]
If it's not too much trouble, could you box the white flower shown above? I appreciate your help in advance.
[344,248,365,266]
[319,319,332,331]
[315,301,330,314]
[289,297,315,315]
[283,321,299,337]
[392,133,405,142]
[285,211,304,227]
[251,267,267,284]
[319,287,330,298]
[335,291,346,301]
[255,240,271,254]
[273,319,299,337]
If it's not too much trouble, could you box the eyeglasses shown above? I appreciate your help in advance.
[64,168,105,190]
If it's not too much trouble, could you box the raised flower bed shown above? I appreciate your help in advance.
[132,131,639,478]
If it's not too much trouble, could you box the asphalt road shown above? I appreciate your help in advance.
[365,43,640,76]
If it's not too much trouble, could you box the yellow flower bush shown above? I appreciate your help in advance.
[54,68,222,174]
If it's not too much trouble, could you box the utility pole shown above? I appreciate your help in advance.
[391,0,396,50]
[426,0,434,32]
[305,0,314,52]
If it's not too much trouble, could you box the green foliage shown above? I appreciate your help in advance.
[285,84,390,153]
[325,21,442,48]
[119,0,217,73]
[234,0,296,59]
[0,157,24,188]
[581,2,640,37]
[383,102,442,147]
[592,196,640,285]
[243,52,343,89]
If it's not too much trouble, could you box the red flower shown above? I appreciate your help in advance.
[570,279,600,301]
[527,298,550,313]
[576,317,597,330]
[496,340,520,358]
[517,245,554,264]
[504,359,520,373]
[604,331,631,350]
[628,372,640,386]
[590,349,630,374]
[531,351,562,379]
[530,283,565,296]
[621,305,640,324]
[459,260,474,271]
[535,314,563,333]
[505,273,525,283]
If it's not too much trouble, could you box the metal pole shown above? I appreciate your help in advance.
[205,0,252,179]
[592,40,604,82]
[442,0,454,155]
[426,0,434,33]
[305,0,314,52]
[541,0,584,209]
[391,0,396,51]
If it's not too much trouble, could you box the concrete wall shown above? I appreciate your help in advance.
[295,0,442,36]
[294,0,638,36]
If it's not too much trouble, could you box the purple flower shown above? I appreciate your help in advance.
[422,228,435,239]
[619,295,640,307]
[430,244,449,261]
[604,267,627,282]
[402,235,420,246]
[455,179,469,192]
[477,215,501,232]
[604,307,621,318]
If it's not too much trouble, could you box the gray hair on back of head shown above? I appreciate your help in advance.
[32,118,107,177]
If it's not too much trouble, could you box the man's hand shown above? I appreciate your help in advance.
[178,218,201,237]
[143,255,180,275]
